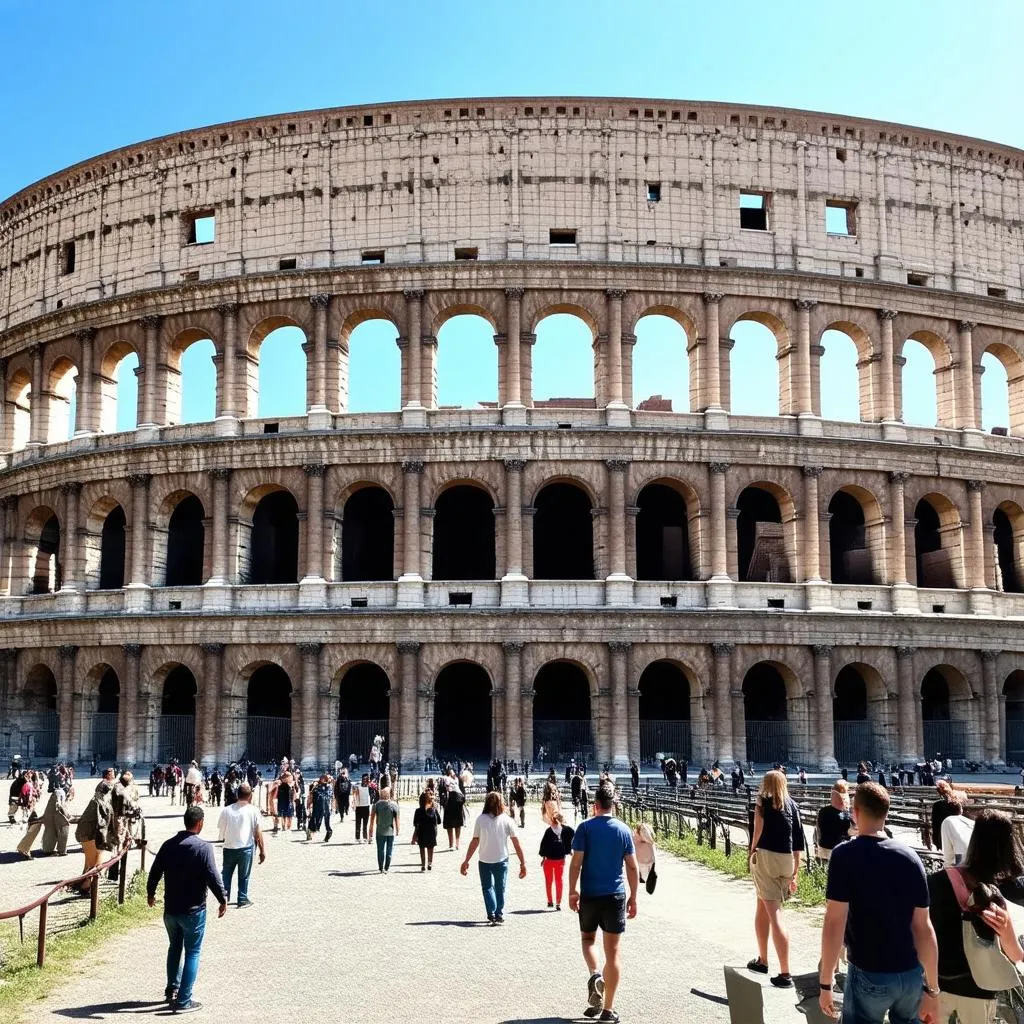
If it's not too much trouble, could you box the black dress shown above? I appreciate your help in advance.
[442,787,465,830]
[413,807,442,849]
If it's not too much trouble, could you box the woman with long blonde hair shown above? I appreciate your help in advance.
[747,770,805,989]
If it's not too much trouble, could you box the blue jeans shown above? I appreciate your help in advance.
[376,834,394,871]
[222,845,254,904]
[164,908,206,1005]
[478,859,509,918]
[842,964,924,1024]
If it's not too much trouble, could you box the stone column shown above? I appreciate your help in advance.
[608,641,631,766]
[896,646,917,761]
[627,683,641,767]
[504,288,524,407]
[309,294,330,413]
[802,466,824,581]
[400,461,423,579]
[139,315,162,427]
[302,464,326,580]
[126,473,151,588]
[812,644,837,770]
[605,460,629,580]
[0,500,15,596]
[711,643,735,764]
[793,300,815,416]
[957,321,977,430]
[966,480,987,589]
[703,293,724,411]
[58,482,82,591]
[199,643,224,766]
[120,644,142,765]
[889,472,910,585]
[397,641,421,764]
[74,328,97,435]
[28,345,45,446]
[404,290,424,409]
[605,289,627,408]
[297,642,323,768]
[502,459,526,578]
[207,468,231,585]
[980,650,1001,762]
[877,309,898,422]
[57,645,78,762]
[503,641,524,762]
[217,303,239,420]
[709,462,730,581]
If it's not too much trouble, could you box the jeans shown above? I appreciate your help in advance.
[164,907,206,1005]
[309,805,331,835]
[478,859,509,918]
[376,834,394,871]
[222,845,254,904]
[842,964,924,1024]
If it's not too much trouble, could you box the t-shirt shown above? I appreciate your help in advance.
[185,766,203,786]
[351,785,372,808]
[571,814,635,897]
[826,835,929,973]
[473,812,518,863]
[817,805,852,851]
[217,801,261,849]
[373,800,399,837]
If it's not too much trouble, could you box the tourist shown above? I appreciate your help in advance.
[929,779,965,851]
[184,760,203,806]
[307,772,334,842]
[17,784,71,858]
[539,809,575,909]
[543,777,562,825]
[333,768,351,825]
[568,779,639,1023]
[443,771,467,850]
[629,760,639,794]
[273,769,296,835]
[368,785,400,873]
[207,770,222,807]
[72,778,117,893]
[815,779,852,863]
[293,768,307,832]
[167,761,181,804]
[352,772,372,843]
[146,806,228,1012]
[217,782,265,908]
[571,772,584,819]
[632,822,656,888]
[460,790,527,924]
[819,782,939,1023]
[746,769,804,988]
[510,776,527,828]
[412,789,442,871]
[222,767,240,807]
[855,761,872,785]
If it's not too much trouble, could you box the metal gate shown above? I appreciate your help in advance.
[158,715,195,763]
[639,720,692,763]
[246,716,292,764]
[337,719,388,765]
[91,713,119,761]
[833,720,876,766]
[15,711,58,760]
[745,720,790,765]
[922,720,967,760]
[1007,716,1024,763]
[533,720,595,763]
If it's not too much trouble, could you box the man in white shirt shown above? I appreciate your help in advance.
[184,761,204,807]
[352,773,372,843]
[217,783,265,907]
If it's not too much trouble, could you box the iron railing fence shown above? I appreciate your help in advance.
[533,720,596,764]
[639,720,692,763]
[744,720,790,764]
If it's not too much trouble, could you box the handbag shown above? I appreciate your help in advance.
[945,868,1024,993]
[646,864,658,895]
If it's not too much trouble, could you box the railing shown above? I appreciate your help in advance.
[245,715,292,763]
[922,720,968,759]
[157,714,195,762]
[833,720,877,764]
[744,720,790,763]
[337,719,388,764]
[90,712,119,760]
[639,720,692,763]
[532,720,596,763]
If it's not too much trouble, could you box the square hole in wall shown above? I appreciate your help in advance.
[449,591,472,606]
[263,422,279,434]
[361,250,385,264]
[184,211,215,245]
[857,600,872,610]
[932,603,945,613]
[549,228,577,246]
[646,182,661,202]
[660,595,678,608]
[739,191,770,230]
[169,600,182,611]
[278,257,297,270]
[350,597,368,608]
[988,286,1007,299]
[181,271,199,282]
[454,246,478,260]
[907,272,928,287]
[60,240,76,275]
[767,598,785,609]
[825,200,858,236]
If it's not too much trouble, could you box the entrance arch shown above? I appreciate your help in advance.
[246,664,293,762]
[433,663,492,763]
[432,485,496,580]
[1004,671,1024,762]
[165,495,206,586]
[637,661,691,763]
[337,663,391,763]
[20,665,58,759]
[921,666,968,759]
[340,487,395,580]
[737,486,792,582]
[159,665,197,761]
[743,663,789,764]
[532,662,594,763]
[635,483,694,580]
[91,667,120,761]
[533,483,594,579]
[245,489,299,584]
[832,665,874,764]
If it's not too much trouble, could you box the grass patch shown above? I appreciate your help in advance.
[0,870,158,1024]
[654,827,828,908]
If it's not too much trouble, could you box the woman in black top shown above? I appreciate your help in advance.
[815,780,852,862]
[412,790,442,871]
[855,761,872,785]
[928,809,1024,1023]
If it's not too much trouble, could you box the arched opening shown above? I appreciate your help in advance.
[99,345,140,433]
[91,667,120,761]
[994,506,1024,594]
[901,338,938,427]
[832,665,873,764]
[98,505,126,589]
[246,664,293,762]
[737,486,790,582]
[8,370,31,451]
[638,661,691,763]
[177,337,217,424]
[828,490,873,584]
[914,497,961,589]
[340,487,394,581]
[337,663,391,764]
[433,662,492,763]
[165,495,206,586]
[729,319,780,416]
[820,329,861,422]
[533,482,594,579]
[635,483,693,580]
[47,359,78,443]
[532,662,594,763]
[30,513,62,594]
[921,667,967,759]
[432,484,495,580]
[743,663,789,764]
[257,326,307,418]
[632,314,689,412]
[345,318,401,413]
[1004,671,1024,763]
[245,490,299,585]
[21,665,58,759]
[532,313,595,404]
[436,313,498,409]
[159,665,197,762]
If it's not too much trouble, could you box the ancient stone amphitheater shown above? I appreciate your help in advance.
[1,96,1022,773]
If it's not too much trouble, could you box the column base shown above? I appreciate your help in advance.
[805,579,833,611]
[605,574,634,606]
[307,407,333,431]
[960,427,986,449]
[68,432,95,451]
[969,587,994,615]
[202,581,234,611]
[298,575,328,609]
[501,402,528,426]
[500,573,529,607]
[401,404,428,428]
[706,576,736,609]
[703,407,729,431]
[891,582,920,614]
[54,589,86,615]
[123,584,152,613]
[135,424,161,443]
[300,755,319,771]
[605,402,631,428]
[819,755,839,774]
[875,253,904,283]
[214,415,241,437]
[396,574,425,608]
[881,419,907,442]
[797,413,823,436]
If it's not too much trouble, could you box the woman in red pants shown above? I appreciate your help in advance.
[538,810,575,910]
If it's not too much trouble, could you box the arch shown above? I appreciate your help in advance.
[1004,671,1024,762]
[22,664,58,711]
[340,485,394,581]
[162,494,206,586]
[980,342,1024,434]
[344,316,401,413]
[159,664,197,761]
[729,315,784,416]
[635,481,695,580]
[736,484,793,583]
[25,507,61,594]
[532,312,595,404]
[532,661,594,763]
[742,662,790,764]
[98,504,126,589]
[99,341,140,433]
[432,484,495,580]
[433,661,492,763]
[832,663,887,764]
[91,666,120,761]
[632,313,689,413]
[337,662,391,764]
[637,660,692,763]
[533,482,594,579]
[994,502,1024,594]
[241,488,299,585]
[436,313,498,409]
[828,486,882,585]
[900,336,939,427]
[47,357,78,443]
[921,665,970,759]
[174,335,217,425]
[7,368,31,451]
[914,494,963,589]
[819,327,861,422]
[245,663,293,762]
[254,323,307,419]
[19,664,58,759]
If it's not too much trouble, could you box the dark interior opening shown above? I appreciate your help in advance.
[743,664,788,721]
[737,487,788,582]
[166,495,205,586]
[828,491,872,584]
[24,667,58,712]
[246,664,292,762]
[32,515,62,594]
[97,668,120,714]
[161,666,197,716]
[638,661,691,762]
[533,661,594,762]
[533,483,594,579]
[432,485,496,580]
[994,508,1021,593]
[914,499,954,588]
[342,487,395,581]
[433,663,491,762]
[636,484,692,580]
[338,663,391,720]
[250,491,299,584]
[921,669,951,721]
[99,506,126,589]
[833,666,868,720]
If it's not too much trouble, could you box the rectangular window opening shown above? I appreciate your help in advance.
[549,229,577,246]
[361,249,385,265]
[767,598,785,609]
[932,603,945,614]
[278,257,297,270]
[854,267,865,278]
[835,147,848,163]
[739,191,769,231]
[556,422,573,429]
[825,200,858,236]
[350,597,368,608]
[988,286,1007,299]
[454,246,478,260]
[660,595,678,608]
[185,211,215,245]
[907,272,928,287]
[263,422,279,434]
[181,270,199,282]
[60,240,76,275]
[168,600,182,611]
[363,114,373,126]
[646,182,661,202]
[448,591,473,606]
[856,600,872,610]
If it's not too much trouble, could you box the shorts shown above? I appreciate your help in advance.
[578,893,626,935]
[750,849,794,902]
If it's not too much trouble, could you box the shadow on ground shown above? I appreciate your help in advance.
[406,919,491,927]
[54,1000,166,1017]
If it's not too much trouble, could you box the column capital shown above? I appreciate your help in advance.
[209,467,232,482]
[397,640,422,655]
[403,289,425,301]
[703,291,724,305]
[711,642,735,657]
[303,463,327,478]
[122,643,143,658]
[309,293,331,309]
[503,458,527,472]
[965,479,986,493]
[888,471,911,485]
[296,642,324,656]
[199,642,226,655]
[75,326,98,342]
[58,644,79,661]
[140,314,162,330]
[28,343,42,359]
[877,308,898,322]
[401,460,425,475]
[127,473,151,488]
[802,465,825,478]
[216,302,239,318]
[605,459,630,473]
[895,645,915,659]
[980,649,1001,663]
[958,320,977,333]
[794,299,817,312]
[605,288,627,301]
[58,481,82,496]
[502,640,525,653]
[811,644,833,658]
[709,462,730,475]
[608,640,633,653]
[504,286,525,299]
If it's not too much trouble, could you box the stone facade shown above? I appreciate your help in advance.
[2,97,1024,771]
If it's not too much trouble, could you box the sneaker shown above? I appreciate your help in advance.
[770,974,793,989]
[583,1009,602,1020]
[164,986,178,1003]
[237,899,254,909]
[746,958,769,975]
[547,902,554,908]
[494,914,504,924]
[172,1000,202,1014]
[325,830,332,842]
[556,904,561,911]
[487,913,495,923]
[587,972,605,1009]
[598,1012,620,1023]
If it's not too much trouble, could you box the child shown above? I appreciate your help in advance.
[538,811,575,910]
[633,822,657,891]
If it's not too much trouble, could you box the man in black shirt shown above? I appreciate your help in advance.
[147,806,227,1013]
[819,782,939,1023]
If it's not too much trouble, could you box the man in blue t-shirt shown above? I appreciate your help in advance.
[819,782,940,1024]
[568,780,638,1024]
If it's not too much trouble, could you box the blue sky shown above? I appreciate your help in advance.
[2,0,1020,432]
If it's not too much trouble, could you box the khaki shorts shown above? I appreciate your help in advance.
[751,849,795,902]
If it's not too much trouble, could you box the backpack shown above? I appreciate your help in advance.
[945,868,1024,993]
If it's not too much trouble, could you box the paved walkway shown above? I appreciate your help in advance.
[2,785,825,1023]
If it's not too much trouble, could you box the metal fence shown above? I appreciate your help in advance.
[1008,717,1024,763]
[90,713,119,760]
[639,720,692,763]
[9,711,59,761]
[533,720,596,763]
[246,715,292,763]
[744,720,790,764]
[833,720,877,765]
[157,715,195,762]
[922,719,967,759]
[337,719,388,763]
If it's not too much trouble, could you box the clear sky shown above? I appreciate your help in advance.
[2,0,1020,432]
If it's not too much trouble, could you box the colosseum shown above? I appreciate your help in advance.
[1,96,1022,773]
